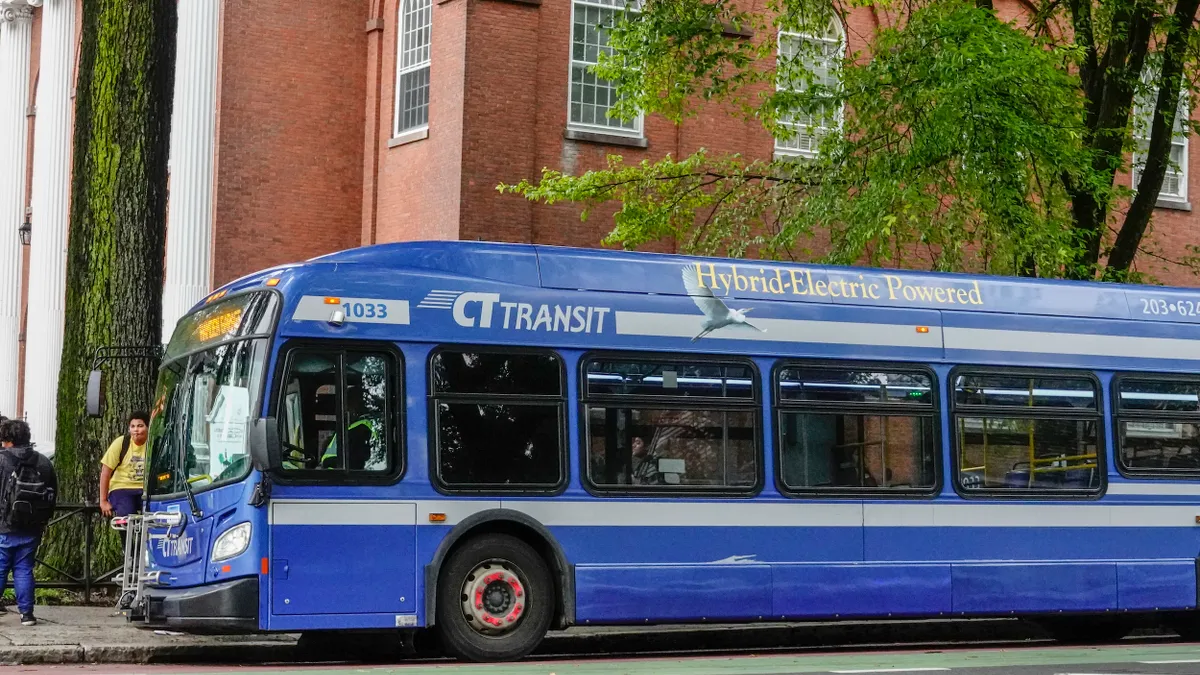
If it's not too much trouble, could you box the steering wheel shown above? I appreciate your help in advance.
[282,441,317,469]
[215,455,249,481]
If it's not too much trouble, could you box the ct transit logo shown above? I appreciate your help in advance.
[418,290,611,334]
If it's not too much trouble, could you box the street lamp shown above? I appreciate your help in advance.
[18,208,30,246]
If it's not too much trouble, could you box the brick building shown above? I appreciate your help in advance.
[0,0,1194,453]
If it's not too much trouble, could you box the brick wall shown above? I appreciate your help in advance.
[207,0,1200,286]
[1141,205,1198,286]
[211,0,368,287]
[1119,142,1199,285]
[371,0,467,244]
[457,0,539,245]
[448,0,1197,278]
[527,0,683,253]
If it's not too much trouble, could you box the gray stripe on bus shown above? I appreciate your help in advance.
[614,311,942,349]
[944,326,1200,361]
[266,500,1200,529]
[614,311,1200,362]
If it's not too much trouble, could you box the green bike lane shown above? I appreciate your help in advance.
[30,642,1200,675]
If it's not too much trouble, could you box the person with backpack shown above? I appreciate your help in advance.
[99,412,149,518]
[0,418,57,626]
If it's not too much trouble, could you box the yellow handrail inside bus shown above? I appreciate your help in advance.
[1027,379,1035,487]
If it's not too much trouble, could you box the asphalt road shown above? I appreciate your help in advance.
[15,641,1200,675]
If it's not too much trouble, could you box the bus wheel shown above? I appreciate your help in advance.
[436,533,554,662]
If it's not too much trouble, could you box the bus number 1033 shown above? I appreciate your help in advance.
[343,302,389,319]
[1140,298,1199,317]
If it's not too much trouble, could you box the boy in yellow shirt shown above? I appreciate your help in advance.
[99,412,149,517]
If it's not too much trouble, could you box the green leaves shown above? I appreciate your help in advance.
[511,0,1198,280]
[593,0,768,123]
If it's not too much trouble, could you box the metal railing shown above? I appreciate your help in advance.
[33,504,122,602]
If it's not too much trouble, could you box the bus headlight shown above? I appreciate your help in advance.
[211,522,251,562]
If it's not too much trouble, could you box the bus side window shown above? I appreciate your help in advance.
[775,365,938,494]
[582,356,760,493]
[1115,375,1200,477]
[279,349,400,478]
[341,354,390,471]
[952,370,1102,494]
[430,348,565,491]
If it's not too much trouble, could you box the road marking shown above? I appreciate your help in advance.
[830,662,950,667]
[1139,659,1200,663]
[831,669,952,674]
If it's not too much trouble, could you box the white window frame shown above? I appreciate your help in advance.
[774,16,846,159]
[567,0,643,138]
[1132,71,1190,204]
[394,0,432,138]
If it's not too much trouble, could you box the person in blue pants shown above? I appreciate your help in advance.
[0,419,57,626]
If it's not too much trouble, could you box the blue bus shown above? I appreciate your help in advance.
[121,240,1200,662]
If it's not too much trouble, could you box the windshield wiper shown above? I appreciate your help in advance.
[169,390,203,521]
[181,466,202,520]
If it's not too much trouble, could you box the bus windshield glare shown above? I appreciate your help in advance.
[148,292,277,498]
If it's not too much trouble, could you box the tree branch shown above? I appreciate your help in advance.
[1108,0,1200,272]
[1066,0,1101,125]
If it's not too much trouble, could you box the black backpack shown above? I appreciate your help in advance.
[2,451,55,531]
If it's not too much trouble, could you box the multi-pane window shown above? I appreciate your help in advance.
[1115,376,1200,475]
[583,356,759,492]
[279,349,399,478]
[431,349,565,490]
[1132,66,1190,202]
[569,0,641,136]
[775,16,844,157]
[776,366,938,493]
[953,371,1102,493]
[394,0,432,136]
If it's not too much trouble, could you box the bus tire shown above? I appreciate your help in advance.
[436,533,554,662]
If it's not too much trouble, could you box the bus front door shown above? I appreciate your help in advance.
[268,347,415,621]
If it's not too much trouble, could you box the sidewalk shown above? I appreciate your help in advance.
[0,605,1063,665]
[0,606,297,664]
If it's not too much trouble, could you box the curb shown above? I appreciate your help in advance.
[0,641,298,665]
[85,641,298,664]
[0,645,85,665]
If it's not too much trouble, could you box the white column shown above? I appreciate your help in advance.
[24,0,74,455]
[0,2,34,419]
[162,0,220,343]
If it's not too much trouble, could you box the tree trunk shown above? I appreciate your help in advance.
[42,0,176,583]
[1107,0,1200,274]
[1062,0,1153,279]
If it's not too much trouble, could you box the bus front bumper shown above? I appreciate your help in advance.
[140,577,259,633]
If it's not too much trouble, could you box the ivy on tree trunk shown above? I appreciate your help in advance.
[43,0,176,582]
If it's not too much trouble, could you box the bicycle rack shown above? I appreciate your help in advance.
[110,510,184,619]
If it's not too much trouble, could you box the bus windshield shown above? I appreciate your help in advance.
[148,292,277,498]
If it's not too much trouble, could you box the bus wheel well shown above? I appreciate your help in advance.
[428,516,574,630]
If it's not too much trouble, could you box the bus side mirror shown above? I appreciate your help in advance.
[86,370,105,418]
[248,417,281,471]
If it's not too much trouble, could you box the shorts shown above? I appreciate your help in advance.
[109,489,142,517]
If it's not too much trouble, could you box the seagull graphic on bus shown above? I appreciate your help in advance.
[682,264,766,341]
